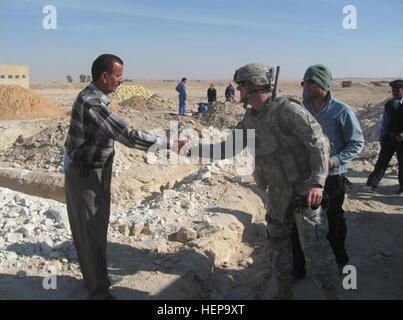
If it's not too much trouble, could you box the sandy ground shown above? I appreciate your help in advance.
[1,80,402,300]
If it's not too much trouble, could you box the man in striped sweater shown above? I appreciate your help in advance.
[64,54,171,300]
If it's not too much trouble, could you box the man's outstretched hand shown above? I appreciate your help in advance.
[175,138,192,156]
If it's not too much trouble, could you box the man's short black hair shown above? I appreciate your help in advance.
[91,54,124,81]
[182,77,187,81]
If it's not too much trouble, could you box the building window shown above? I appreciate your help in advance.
[22,75,26,79]
[0,75,5,79]
[15,75,20,79]
[8,75,13,79]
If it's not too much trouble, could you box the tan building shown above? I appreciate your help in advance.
[0,65,30,88]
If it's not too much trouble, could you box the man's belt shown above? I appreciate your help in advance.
[69,154,114,170]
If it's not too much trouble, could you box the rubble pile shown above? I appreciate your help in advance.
[118,94,177,112]
[0,121,68,172]
[200,102,246,129]
[0,162,263,296]
[0,187,77,274]
[355,98,398,166]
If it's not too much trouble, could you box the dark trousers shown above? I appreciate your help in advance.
[290,175,348,276]
[367,135,403,188]
[65,163,112,299]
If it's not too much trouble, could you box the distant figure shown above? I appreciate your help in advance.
[225,82,235,102]
[207,83,217,105]
[176,77,187,116]
[366,79,403,194]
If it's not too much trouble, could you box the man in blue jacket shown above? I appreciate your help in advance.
[176,77,187,116]
[290,65,365,279]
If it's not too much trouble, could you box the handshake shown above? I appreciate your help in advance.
[173,137,193,157]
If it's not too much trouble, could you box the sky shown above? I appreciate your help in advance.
[0,0,402,81]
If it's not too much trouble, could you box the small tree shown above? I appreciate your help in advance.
[87,75,91,82]
[66,75,73,83]
[79,74,87,82]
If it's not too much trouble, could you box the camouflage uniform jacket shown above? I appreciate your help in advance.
[200,96,330,193]
[241,96,329,192]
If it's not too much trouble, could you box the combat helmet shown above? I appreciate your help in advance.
[233,63,279,108]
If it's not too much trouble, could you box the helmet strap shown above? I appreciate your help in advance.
[241,85,251,109]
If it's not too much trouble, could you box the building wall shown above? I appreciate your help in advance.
[0,65,30,89]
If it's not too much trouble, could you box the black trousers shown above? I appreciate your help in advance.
[290,175,348,276]
[367,135,403,188]
[65,163,113,299]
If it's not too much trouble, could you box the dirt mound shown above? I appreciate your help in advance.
[199,102,246,129]
[0,85,65,120]
[0,121,68,172]
[118,94,171,111]
[118,96,146,110]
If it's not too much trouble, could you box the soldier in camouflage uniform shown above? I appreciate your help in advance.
[185,63,339,299]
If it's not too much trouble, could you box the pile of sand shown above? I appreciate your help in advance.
[118,96,146,111]
[0,85,66,120]
[118,94,171,111]
[200,101,246,129]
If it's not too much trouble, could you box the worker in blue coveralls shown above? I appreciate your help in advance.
[176,77,187,116]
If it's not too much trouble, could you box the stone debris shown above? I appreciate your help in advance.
[0,159,261,300]
[176,227,198,244]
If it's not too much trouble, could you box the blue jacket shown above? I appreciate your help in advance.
[176,81,187,100]
[303,91,364,176]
